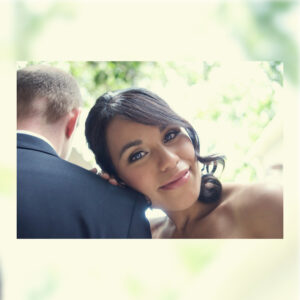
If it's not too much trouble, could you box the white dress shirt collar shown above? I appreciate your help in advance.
[17,130,57,153]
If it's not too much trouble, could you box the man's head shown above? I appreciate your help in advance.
[17,64,82,159]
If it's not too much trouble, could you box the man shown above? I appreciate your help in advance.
[17,64,151,238]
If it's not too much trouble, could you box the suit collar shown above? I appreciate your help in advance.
[17,133,59,158]
[17,130,56,150]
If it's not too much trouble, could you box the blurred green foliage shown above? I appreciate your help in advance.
[18,61,160,107]
[217,1,298,85]
[124,275,145,298]
[15,1,297,86]
[14,0,290,184]
[261,61,283,86]
[25,268,58,300]
[177,242,219,274]
[17,60,282,182]
[14,1,76,59]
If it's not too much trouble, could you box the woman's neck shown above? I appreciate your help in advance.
[165,200,220,235]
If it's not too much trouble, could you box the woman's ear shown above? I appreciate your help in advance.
[66,108,81,139]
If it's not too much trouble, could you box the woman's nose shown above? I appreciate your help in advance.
[158,147,179,172]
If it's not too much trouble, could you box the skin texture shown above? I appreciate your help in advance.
[105,116,283,239]
[106,116,201,213]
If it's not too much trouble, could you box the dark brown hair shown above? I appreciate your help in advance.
[17,65,82,123]
[85,88,225,204]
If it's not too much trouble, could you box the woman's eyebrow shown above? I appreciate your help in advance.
[119,140,142,159]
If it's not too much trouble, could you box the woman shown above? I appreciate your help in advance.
[85,88,283,238]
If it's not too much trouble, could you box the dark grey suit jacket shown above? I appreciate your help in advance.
[17,133,151,238]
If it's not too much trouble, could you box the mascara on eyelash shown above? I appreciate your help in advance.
[128,151,146,163]
[164,129,180,142]
[128,129,180,163]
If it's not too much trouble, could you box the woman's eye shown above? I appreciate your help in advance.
[128,151,146,163]
[164,129,180,143]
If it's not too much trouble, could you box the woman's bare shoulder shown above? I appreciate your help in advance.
[222,182,282,204]
[222,182,283,238]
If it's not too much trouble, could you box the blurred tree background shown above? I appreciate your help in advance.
[17,60,283,184]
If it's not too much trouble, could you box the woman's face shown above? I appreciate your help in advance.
[106,116,201,212]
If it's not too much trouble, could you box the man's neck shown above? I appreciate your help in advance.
[17,115,69,159]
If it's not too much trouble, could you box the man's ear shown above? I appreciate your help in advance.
[66,108,81,139]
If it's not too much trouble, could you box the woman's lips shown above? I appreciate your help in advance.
[159,169,190,190]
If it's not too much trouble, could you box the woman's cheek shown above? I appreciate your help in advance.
[179,137,196,160]
[122,169,150,194]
